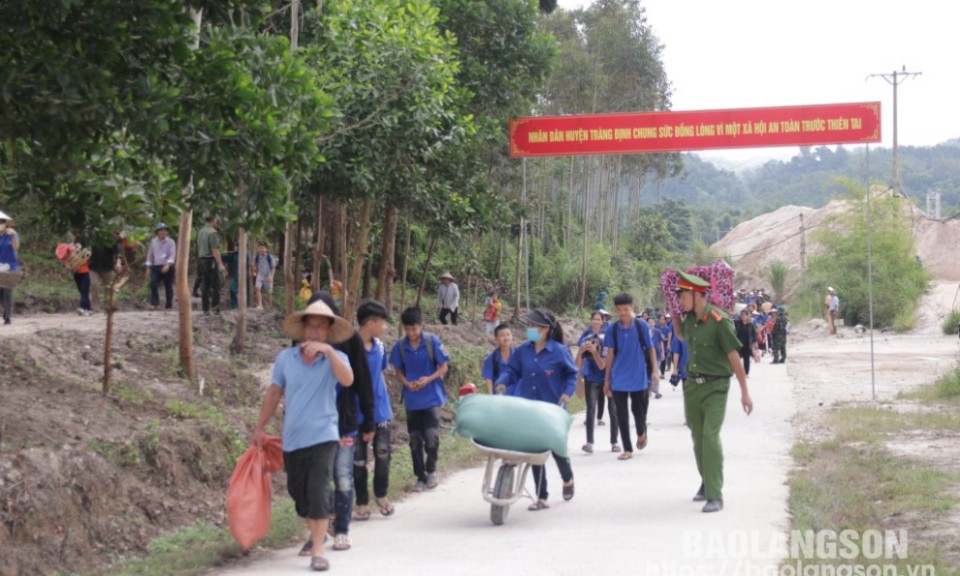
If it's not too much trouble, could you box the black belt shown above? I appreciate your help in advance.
[688,375,727,384]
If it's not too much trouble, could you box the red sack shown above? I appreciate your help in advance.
[227,436,284,550]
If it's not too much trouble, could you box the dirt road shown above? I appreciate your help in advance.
[217,355,796,576]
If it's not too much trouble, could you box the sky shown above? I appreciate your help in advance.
[555,0,960,167]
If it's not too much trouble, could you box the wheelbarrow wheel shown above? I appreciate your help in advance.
[490,463,516,526]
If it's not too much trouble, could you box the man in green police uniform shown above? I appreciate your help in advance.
[196,215,226,314]
[675,271,753,513]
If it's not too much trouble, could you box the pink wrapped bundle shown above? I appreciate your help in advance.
[660,259,735,316]
[55,243,74,261]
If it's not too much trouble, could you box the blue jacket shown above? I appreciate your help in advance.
[495,340,578,405]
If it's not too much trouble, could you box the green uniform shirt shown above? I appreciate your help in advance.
[197,224,220,258]
[681,303,741,379]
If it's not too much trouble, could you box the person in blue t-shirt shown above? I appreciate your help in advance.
[495,308,577,511]
[482,324,515,394]
[659,313,674,375]
[576,310,619,454]
[604,293,660,460]
[389,307,450,492]
[251,300,355,572]
[670,331,689,387]
[353,300,396,520]
[648,317,663,399]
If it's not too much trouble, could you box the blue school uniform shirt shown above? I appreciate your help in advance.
[389,333,450,411]
[670,335,689,380]
[605,318,652,392]
[494,340,578,405]
[481,346,515,385]
[359,338,392,425]
[0,231,19,270]
[577,329,606,383]
[272,346,346,452]
[650,326,663,359]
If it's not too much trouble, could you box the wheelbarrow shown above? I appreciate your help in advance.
[472,439,551,526]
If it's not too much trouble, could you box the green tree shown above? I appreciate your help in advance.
[803,183,928,329]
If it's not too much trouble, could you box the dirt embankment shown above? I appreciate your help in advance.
[0,307,506,576]
[712,198,960,296]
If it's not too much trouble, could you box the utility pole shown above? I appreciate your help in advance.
[867,66,921,193]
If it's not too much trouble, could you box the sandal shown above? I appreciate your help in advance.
[310,555,330,571]
[617,452,633,460]
[611,444,622,453]
[637,433,648,451]
[562,481,574,501]
[333,534,351,551]
[299,540,313,557]
[528,499,550,511]
[376,498,395,517]
[353,508,371,521]
[582,443,593,454]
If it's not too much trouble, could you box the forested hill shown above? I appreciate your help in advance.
[650,141,960,218]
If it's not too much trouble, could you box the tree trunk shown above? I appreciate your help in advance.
[345,197,373,320]
[513,218,523,320]
[176,209,194,380]
[231,228,247,353]
[415,234,437,310]
[283,0,300,314]
[362,254,373,299]
[101,276,117,394]
[293,217,302,297]
[375,204,398,302]
[338,201,349,304]
[312,195,324,292]
[398,215,412,317]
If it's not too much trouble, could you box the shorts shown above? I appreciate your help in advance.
[283,441,337,520]
[255,277,273,292]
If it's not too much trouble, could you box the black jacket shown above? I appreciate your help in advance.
[335,331,376,437]
[734,319,756,352]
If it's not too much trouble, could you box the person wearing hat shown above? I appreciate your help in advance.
[770,306,789,364]
[437,272,460,325]
[0,210,20,325]
[674,271,753,513]
[251,299,355,572]
[495,308,577,510]
[145,222,177,310]
[825,287,839,335]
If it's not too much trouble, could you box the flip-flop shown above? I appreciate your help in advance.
[637,433,648,450]
[617,452,633,460]
[299,540,313,557]
[562,481,575,501]
[528,499,550,511]
[353,508,371,521]
[376,498,395,517]
[310,555,330,571]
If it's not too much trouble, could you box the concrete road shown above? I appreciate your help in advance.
[217,358,794,576]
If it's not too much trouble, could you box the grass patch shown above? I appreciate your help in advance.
[900,366,960,406]
[789,402,960,574]
[942,309,960,336]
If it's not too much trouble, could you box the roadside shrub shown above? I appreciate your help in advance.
[941,309,960,335]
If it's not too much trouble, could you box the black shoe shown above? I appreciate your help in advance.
[692,483,706,502]
[702,499,724,513]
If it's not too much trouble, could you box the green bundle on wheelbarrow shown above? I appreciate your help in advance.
[453,393,572,457]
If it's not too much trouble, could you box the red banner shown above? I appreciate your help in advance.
[509,102,881,158]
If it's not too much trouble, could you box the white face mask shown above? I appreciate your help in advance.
[0,223,6,232]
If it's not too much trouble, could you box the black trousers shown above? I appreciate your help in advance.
[198,257,221,312]
[150,265,175,308]
[739,347,752,375]
[354,423,392,504]
[406,406,440,483]
[74,272,91,311]
[531,451,573,501]
[613,390,649,452]
[439,307,458,325]
[584,381,618,445]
